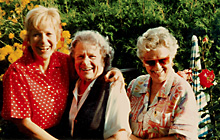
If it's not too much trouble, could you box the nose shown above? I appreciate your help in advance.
[82,56,90,66]
[41,34,50,46]
[154,61,162,70]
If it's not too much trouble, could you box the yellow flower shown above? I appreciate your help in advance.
[8,53,17,63]
[8,17,12,20]
[0,32,1,37]
[9,33,14,39]
[0,0,5,3]
[61,22,67,26]
[15,7,22,14]
[67,38,72,44]
[62,31,71,39]
[11,18,17,23]
[27,3,34,10]
[0,74,4,81]
[14,49,23,58]
[21,0,30,7]
[19,30,27,40]
[1,10,5,16]
[59,47,70,55]
[56,41,62,49]
[0,54,5,61]
[8,49,23,64]
[4,45,14,54]
[14,43,24,50]
[0,47,7,56]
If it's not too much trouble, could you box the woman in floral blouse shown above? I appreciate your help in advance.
[127,26,199,140]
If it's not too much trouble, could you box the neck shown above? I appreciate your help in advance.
[78,80,91,96]
[36,58,50,74]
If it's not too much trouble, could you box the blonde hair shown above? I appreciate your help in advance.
[137,26,179,60]
[24,5,61,41]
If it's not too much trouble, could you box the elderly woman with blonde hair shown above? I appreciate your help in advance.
[69,30,131,140]
[127,26,199,140]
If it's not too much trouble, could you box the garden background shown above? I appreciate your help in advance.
[0,0,220,139]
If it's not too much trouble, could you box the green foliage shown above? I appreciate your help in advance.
[0,0,220,139]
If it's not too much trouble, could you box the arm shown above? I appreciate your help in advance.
[104,80,131,139]
[12,118,58,140]
[105,68,125,86]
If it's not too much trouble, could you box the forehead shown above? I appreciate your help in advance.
[30,24,56,33]
[29,20,57,31]
[75,42,101,54]
[142,46,170,60]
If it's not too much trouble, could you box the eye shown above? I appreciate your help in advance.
[33,33,41,37]
[144,60,155,66]
[76,55,84,60]
[47,32,53,36]
[159,57,169,65]
[89,55,96,59]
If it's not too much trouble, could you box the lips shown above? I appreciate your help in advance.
[151,69,165,76]
[38,46,50,52]
[81,67,93,71]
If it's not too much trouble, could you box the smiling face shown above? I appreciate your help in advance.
[142,46,173,84]
[28,25,58,61]
[73,41,105,83]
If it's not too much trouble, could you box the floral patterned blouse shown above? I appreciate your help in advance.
[127,72,199,139]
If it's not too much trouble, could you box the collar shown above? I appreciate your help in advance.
[156,70,175,98]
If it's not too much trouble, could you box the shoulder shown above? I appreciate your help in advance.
[53,51,70,60]
[170,73,195,99]
[127,74,150,97]
[4,57,25,76]
[128,74,150,87]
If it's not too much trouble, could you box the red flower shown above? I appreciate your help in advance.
[203,37,208,43]
[199,69,215,88]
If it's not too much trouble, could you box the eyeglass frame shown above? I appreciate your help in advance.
[143,56,170,67]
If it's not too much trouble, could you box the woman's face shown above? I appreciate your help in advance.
[142,46,173,84]
[29,25,58,61]
[73,41,104,82]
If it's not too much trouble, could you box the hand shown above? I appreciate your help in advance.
[105,68,125,91]
[105,68,124,83]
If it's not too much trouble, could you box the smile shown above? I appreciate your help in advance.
[81,67,93,71]
[39,47,50,51]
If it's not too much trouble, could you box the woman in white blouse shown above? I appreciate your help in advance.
[69,30,131,140]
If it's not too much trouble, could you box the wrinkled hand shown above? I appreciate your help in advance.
[105,68,125,88]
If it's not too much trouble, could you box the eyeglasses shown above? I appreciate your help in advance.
[143,57,170,66]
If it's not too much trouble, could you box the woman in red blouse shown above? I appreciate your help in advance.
[1,6,122,140]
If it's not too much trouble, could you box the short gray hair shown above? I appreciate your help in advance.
[137,26,179,60]
[70,30,114,71]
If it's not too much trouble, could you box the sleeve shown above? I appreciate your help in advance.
[1,66,31,120]
[169,80,199,140]
[103,82,132,139]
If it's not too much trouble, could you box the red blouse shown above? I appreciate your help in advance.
[2,47,74,129]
